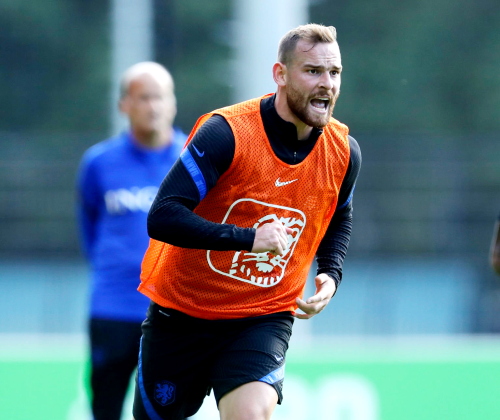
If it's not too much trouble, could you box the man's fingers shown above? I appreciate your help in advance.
[295,297,309,312]
[314,274,337,300]
[273,223,290,255]
[252,221,296,255]
[296,296,323,313]
[294,312,313,320]
[295,296,329,319]
[296,297,307,307]
[272,241,284,256]
[279,226,289,248]
[294,275,336,319]
[294,297,313,318]
[253,221,292,254]
[305,294,324,304]
[279,234,288,252]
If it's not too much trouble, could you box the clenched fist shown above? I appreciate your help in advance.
[251,221,293,256]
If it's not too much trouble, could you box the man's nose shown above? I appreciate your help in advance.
[318,72,334,90]
[148,97,161,111]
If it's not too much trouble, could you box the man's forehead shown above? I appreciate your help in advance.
[135,72,173,86]
[292,40,341,64]
[129,73,174,92]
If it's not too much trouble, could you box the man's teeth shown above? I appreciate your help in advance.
[311,98,329,109]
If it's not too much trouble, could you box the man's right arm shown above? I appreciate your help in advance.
[147,115,256,251]
[76,152,100,259]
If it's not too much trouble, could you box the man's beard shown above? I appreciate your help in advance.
[286,83,338,128]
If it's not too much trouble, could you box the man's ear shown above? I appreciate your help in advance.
[273,62,287,87]
[119,96,129,115]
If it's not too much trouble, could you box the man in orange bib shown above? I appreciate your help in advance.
[133,23,361,420]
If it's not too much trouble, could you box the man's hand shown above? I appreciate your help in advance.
[294,273,337,320]
[252,221,293,256]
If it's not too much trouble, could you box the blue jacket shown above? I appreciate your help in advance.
[77,129,187,321]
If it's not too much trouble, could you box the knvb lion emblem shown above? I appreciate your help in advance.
[207,199,306,287]
[154,380,176,406]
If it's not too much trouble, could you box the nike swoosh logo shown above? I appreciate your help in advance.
[275,178,298,187]
[193,144,205,157]
[274,355,284,362]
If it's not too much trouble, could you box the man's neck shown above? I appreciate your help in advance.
[131,127,173,149]
[274,91,313,141]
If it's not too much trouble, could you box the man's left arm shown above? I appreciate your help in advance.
[295,135,361,319]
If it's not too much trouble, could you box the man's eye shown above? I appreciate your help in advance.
[330,71,338,76]
[309,69,318,74]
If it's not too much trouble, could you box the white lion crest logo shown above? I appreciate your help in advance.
[207,199,306,287]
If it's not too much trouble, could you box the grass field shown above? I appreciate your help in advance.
[3,334,500,420]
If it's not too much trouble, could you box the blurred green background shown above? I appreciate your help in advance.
[1,0,500,419]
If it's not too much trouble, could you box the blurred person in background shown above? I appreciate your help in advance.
[133,24,361,420]
[76,62,187,420]
[490,214,500,275]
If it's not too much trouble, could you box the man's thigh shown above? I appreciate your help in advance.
[132,306,213,420]
[210,314,294,407]
[219,381,278,420]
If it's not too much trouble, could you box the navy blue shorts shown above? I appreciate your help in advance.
[133,302,294,420]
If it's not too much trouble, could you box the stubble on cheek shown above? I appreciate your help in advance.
[286,83,339,128]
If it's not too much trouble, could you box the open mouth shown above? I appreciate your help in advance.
[310,98,330,113]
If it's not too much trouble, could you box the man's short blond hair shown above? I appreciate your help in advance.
[277,23,337,65]
[119,62,174,99]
